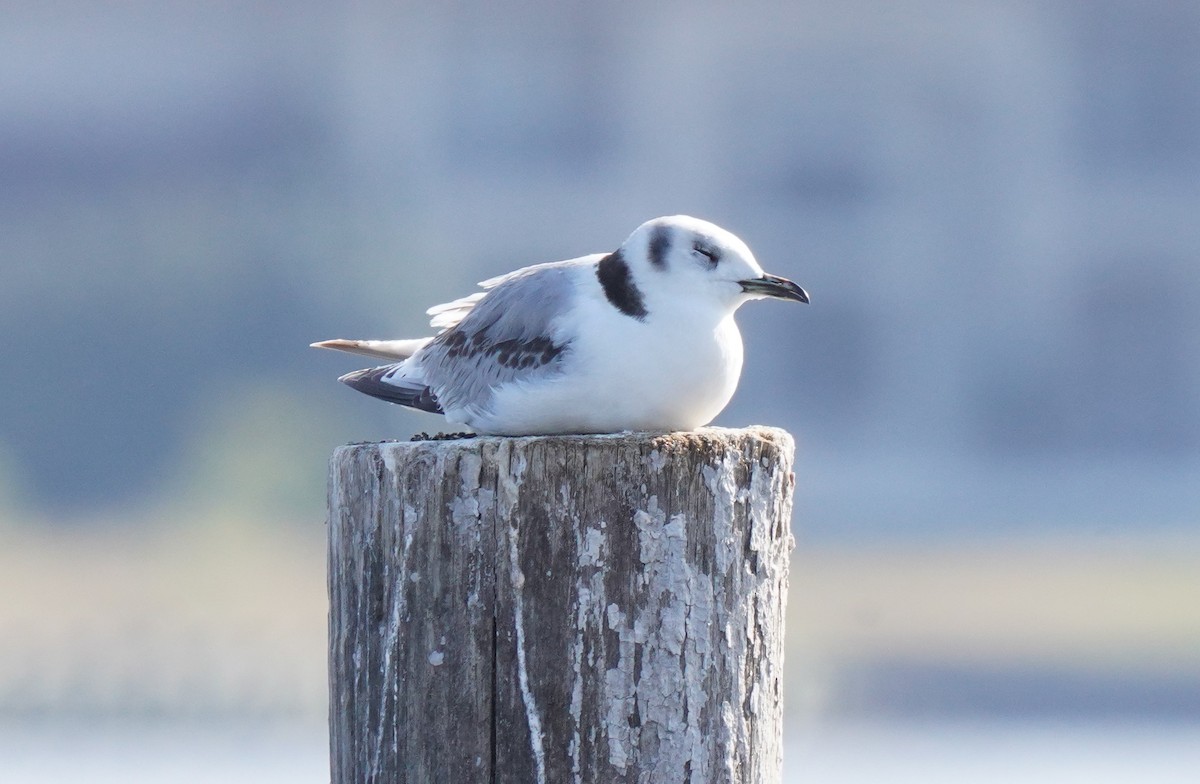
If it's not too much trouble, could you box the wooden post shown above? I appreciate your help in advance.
[328,426,795,784]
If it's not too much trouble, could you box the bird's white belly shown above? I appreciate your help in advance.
[470,308,744,435]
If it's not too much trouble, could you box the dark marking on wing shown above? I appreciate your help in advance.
[596,249,648,320]
[414,260,581,414]
[648,225,671,269]
[433,330,564,370]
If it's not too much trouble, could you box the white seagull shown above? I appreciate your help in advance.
[312,215,808,435]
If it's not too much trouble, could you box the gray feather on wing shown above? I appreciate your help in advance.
[427,292,485,330]
[416,257,598,414]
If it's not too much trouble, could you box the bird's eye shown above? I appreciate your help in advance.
[693,245,719,266]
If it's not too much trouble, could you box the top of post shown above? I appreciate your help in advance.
[332,425,794,462]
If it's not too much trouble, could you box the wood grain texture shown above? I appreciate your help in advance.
[328,426,796,784]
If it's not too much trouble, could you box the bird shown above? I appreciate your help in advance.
[312,215,808,435]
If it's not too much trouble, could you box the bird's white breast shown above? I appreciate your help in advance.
[469,284,744,435]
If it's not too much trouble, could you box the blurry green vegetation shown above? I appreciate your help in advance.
[0,444,28,526]
[0,520,326,719]
[164,382,348,524]
[1,523,1195,720]
[788,543,1200,672]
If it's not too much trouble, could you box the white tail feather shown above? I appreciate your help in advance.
[310,338,432,361]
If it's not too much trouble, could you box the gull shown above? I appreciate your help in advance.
[312,215,808,435]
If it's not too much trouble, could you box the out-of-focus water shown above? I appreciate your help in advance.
[0,721,327,784]
[2,719,1197,783]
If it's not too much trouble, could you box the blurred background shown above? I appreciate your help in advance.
[2,1,1198,781]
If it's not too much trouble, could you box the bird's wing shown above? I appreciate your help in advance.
[414,256,600,416]
[423,255,603,332]
[336,365,443,413]
[426,293,486,331]
[313,259,585,363]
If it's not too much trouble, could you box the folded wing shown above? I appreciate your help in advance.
[313,255,600,420]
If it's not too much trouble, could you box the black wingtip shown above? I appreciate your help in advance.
[338,366,443,414]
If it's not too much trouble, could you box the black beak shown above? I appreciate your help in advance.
[739,274,810,303]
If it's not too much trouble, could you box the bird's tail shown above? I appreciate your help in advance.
[310,338,432,361]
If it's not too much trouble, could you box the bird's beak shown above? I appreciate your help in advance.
[739,274,810,303]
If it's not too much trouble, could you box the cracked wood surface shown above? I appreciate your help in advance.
[328,427,796,784]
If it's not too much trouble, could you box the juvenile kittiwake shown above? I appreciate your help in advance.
[312,215,808,435]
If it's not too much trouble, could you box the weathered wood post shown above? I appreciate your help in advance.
[328,426,795,783]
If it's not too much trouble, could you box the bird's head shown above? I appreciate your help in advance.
[619,215,808,317]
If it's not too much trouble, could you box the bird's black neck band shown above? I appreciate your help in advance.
[596,250,648,321]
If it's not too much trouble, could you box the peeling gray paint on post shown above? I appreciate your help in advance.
[328,426,796,784]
